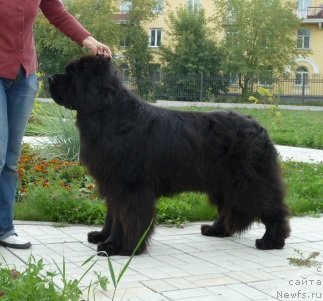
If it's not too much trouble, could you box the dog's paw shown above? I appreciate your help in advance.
[96,242,120,256]
[88,231,106,244]
[255,238,285,250]
[201,224,230,237]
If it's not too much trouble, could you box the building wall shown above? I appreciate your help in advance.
[140,0,215,62]
[294,0,323,77]
[137,0,323,78]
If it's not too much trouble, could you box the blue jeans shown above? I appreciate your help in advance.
[0,68,38,240]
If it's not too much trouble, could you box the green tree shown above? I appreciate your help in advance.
[118,0,162,97]
[159,6,227,100]
[35,0,118,94]
[212,0,301,98]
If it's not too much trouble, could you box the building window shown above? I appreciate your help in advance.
[150,29,162,47]
[297,29,310,49]
[227,7,237,24]
[121,65,130,87]
[295,66,309,86]
[120,0,132,12]
[119,35,130,48]
[229,74,239,86]
[153,0,165,14]
[187,0,201,11]
[225,29,239,46]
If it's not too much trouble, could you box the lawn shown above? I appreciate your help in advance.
[171,106,323,149]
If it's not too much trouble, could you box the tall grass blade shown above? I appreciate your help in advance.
[108,257,117,288]
[78,259,98,284]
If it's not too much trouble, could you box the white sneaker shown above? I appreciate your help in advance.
[0,234,31,249]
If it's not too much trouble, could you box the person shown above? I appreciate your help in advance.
[0,1,112,249]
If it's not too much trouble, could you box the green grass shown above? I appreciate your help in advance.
[156,192,214,225]
[0,255,108,301]
[173,106,323,149]
[283,161,323,216]
[15,185,106,224]
[241,109,323,149]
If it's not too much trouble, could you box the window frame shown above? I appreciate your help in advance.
[295,66,309,87]
[149,28,162,48]
[297,29,311,49]
[120,0,132,12]
[225,28,239,46]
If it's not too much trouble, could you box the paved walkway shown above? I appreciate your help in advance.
[154,100,323,112]
[1,218,323,301]
[38,98,323,111]
[275,145,323,164]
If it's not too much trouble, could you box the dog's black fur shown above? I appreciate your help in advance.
[48,56,290,256]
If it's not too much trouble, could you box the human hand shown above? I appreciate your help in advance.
[82,36,112,58]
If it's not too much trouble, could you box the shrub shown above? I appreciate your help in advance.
[27,103,80,162]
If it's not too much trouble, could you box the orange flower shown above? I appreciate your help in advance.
[43,179,50,187]
[87,184,95,190]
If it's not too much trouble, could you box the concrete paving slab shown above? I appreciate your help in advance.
[1,217,323,301]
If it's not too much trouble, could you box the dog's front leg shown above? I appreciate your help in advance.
[97,217,123,256]
[88,209,113,244]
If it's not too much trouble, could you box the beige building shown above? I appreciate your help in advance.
[294,0,323,85]
[115,0,214,66]
[117,0,323,99]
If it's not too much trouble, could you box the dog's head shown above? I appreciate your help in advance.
[48,56,120,112]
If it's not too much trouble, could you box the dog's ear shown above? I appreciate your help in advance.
[95,58,120,93]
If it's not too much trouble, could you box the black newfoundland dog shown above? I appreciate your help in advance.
[48,56,290,256]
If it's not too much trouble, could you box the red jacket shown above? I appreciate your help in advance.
[0,0,90,79]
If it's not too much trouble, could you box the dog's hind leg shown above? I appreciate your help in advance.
[256,204,290,250]
[201,178,261,238]
[201,196,231,237]
[201,208,254,237]
[201,217,231,237]
[227,170,290,249]
[88,209,113,244]
[252,161,290,249]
